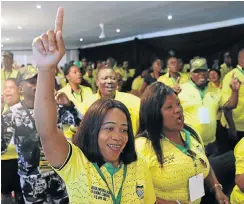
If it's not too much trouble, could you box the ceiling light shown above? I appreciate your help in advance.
[36,5,42,9]
[116,29,120,33]
[18,26,22,29]
[168,15,172,20]
[80,38,83,42]
[99,23,106,39]
[6,38,10,41]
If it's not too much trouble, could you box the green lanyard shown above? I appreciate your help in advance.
[161,129,191,154]
[93,163,127,204]
[190,80,208,100]
[171,77,177,85]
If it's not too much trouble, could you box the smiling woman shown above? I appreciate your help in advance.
[80,67,141,135]
[33,7,156,203]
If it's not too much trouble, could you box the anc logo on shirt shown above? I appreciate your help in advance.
[136,184,144,199]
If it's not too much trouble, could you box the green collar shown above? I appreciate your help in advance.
[103,162,122,176]
[190,79,208,99]
[161,129,191,154]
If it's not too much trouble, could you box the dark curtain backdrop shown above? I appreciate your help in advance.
[79,24,244,76]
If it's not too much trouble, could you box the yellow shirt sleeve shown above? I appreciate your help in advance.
[139,156,157,204]
[235,138,244,175]
[220,72,232,107]
[54,142,88,185]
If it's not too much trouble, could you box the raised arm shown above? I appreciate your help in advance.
[33,7,68,168]
[224,73,240,109]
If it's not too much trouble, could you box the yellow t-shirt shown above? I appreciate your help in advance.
[92,69,98,79]
[81,91,140,135]
[220,63,233,81]
[1,104,21,160]
[1,68,20,93]
[178,81,221,145]
[56,72,67,88]
[135,131,210,204]
[1,134,18,160]
[208,82,222,120]
[114,68,135,81]
[84,75,97,93]
[55,143,156,204]
[157,72,189,88]
[131,76,144,91]
[220,65,244,131]
[231,138,244,204]
[58,83,93,112]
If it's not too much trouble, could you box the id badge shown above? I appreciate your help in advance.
[189,173,205,202]
[198,107,210,124]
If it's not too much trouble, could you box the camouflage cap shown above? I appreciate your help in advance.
[20,66,38,81]
[190,58,208,72]
[2,51,14,59]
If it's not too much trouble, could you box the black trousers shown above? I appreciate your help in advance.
[201,151,236,204]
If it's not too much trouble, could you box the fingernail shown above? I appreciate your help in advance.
[49,46,54,51]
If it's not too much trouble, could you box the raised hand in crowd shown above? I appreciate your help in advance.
[173,77,182,94]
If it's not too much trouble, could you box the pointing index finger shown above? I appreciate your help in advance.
[55,7,64,33]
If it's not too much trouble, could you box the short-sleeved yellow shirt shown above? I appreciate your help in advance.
[208,82,222,120]
[54,143,156,204]
[58,83,93,112]
[81,91,140,135]
[114,68,135,81]
[135,130,210,204]
[131,76,144,91]
[1,68,20,93]
[220,63,233,81]
[231,138,244,204]
[56,72,67,88]
[83,75,97,93]
[157,72,189,88]
[220,65,244,131]
[178,81,221,145]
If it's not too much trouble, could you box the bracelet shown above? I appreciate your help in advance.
[176,201,181,204]
[211,183,223,193]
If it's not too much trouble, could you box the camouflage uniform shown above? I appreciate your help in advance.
[1,101,79,203]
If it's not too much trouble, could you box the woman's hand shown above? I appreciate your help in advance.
[215,188,229,204]
[32,7,65,72]
[55,92,71,106]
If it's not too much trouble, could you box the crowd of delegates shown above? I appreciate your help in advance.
[1,7,244,204]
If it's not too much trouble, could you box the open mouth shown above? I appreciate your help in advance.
[105,84,115,91]
[177,115,184,123]
[199,78,206,82]
[107,144,122,151]
[5,94,12,99]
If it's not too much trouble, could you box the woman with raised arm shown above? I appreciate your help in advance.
[33,7,156,203]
